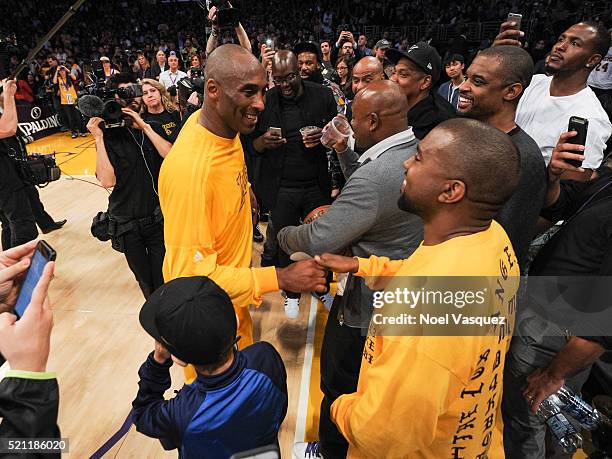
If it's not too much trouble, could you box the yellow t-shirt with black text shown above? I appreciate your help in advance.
[159,110,278,351]
[331,220,519,459]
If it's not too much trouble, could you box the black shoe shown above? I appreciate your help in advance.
[42,219,67,234]
[253,224,264,243]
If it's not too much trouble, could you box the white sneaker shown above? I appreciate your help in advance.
[313,292,334,311]
[293,441,322,458]
[284,297,300,319]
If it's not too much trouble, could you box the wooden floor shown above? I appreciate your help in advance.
[24,132,327,458]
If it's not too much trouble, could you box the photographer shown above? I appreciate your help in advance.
[206,2,252,57]
[52,64,84,138]
[0,78,37,249]
[86,73,174,298]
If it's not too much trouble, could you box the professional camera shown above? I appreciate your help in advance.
[78,83,143,129]
[205,0,240,29]
[178,67,204,95]
[2,137,60,186]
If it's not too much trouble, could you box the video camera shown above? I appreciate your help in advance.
[2,137,60,187]
[205,0,240,29]
[78,82,143,129]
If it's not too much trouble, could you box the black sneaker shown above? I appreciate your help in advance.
[42,219,67,234]
[253,224,264,243]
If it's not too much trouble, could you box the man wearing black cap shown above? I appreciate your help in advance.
[374,39,391,64]
[388,42,456,139]
[133,276,288,458]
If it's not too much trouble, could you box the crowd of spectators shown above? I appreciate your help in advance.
[2,0,609,107]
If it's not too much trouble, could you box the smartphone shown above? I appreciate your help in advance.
[507,13,522,30]
[268,126,282,137]
[265,38,274,49]
[13,240,56,319]
[566,116,588,168]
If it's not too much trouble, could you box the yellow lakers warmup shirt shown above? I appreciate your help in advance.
[159,110,278,375]
[331,221,519,458]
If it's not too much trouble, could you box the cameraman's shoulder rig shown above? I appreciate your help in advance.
[1,137,61,186]
[91,206,163,253]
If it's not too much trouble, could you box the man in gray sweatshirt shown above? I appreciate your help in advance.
[280,80,423,459]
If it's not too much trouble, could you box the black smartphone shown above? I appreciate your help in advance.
[566,116,589,168]
[13,240,56,319]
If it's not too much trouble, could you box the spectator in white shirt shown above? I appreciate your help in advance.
[159,53,187,91]
[496,21,612,181]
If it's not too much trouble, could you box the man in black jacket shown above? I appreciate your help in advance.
[388,42,456,139]
[251,51,336,318]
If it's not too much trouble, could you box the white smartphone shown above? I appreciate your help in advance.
[507,13,522,30]
[268,127,282,137]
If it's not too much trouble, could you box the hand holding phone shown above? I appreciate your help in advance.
[494,13,525,47]
[14,241,56,319]
[0,258,54,372]
[565,116,588,168]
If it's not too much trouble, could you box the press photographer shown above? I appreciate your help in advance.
[86,73,178,298]
[0,78,37,249]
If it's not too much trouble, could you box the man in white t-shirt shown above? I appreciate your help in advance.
[158,53,187,91]
[497,21,611,181]
[588,29,612,120]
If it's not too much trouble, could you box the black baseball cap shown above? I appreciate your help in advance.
[294,42,322,62]
[139,277,237,365]
[386,42,442,84]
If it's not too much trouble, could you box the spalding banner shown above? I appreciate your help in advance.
[17,102,61,143]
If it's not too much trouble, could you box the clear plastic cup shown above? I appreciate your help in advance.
[300,125,320,148]
[321,116,351,147]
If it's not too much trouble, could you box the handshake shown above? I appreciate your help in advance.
[276,253,359,294]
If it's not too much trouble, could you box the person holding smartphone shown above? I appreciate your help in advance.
[0,240,60,448]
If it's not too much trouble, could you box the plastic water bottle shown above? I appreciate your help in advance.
[555,386,611,431]
[536,396,583,454]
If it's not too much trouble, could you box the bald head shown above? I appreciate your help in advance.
[272,50,298,73]
[272,50,302,99]
[434,118,519,209]
[352,56,384,95]
[205,44,263,87]
[351,80,409,149]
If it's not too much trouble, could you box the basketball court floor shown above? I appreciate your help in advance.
[23,131,593,459]
[24,131,328,457]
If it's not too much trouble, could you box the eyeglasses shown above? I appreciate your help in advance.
[272,72,298,85]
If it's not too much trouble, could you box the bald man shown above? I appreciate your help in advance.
[322,57,386,178]
[250,50,337,318]
[282,80,423,459]
[351,56,384,96]
[159,45,327,383]
[315,118,521,458]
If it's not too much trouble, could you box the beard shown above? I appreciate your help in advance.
[397,193,416,213]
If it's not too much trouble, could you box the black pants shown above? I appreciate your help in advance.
[319,295,366,458]
[0,185,37,250]
[25,185,56,231]
[120,220,165,299]
[261,216,278,267]
[272,185,329,299]
[60,104,80,134]
[52,95,66,129]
